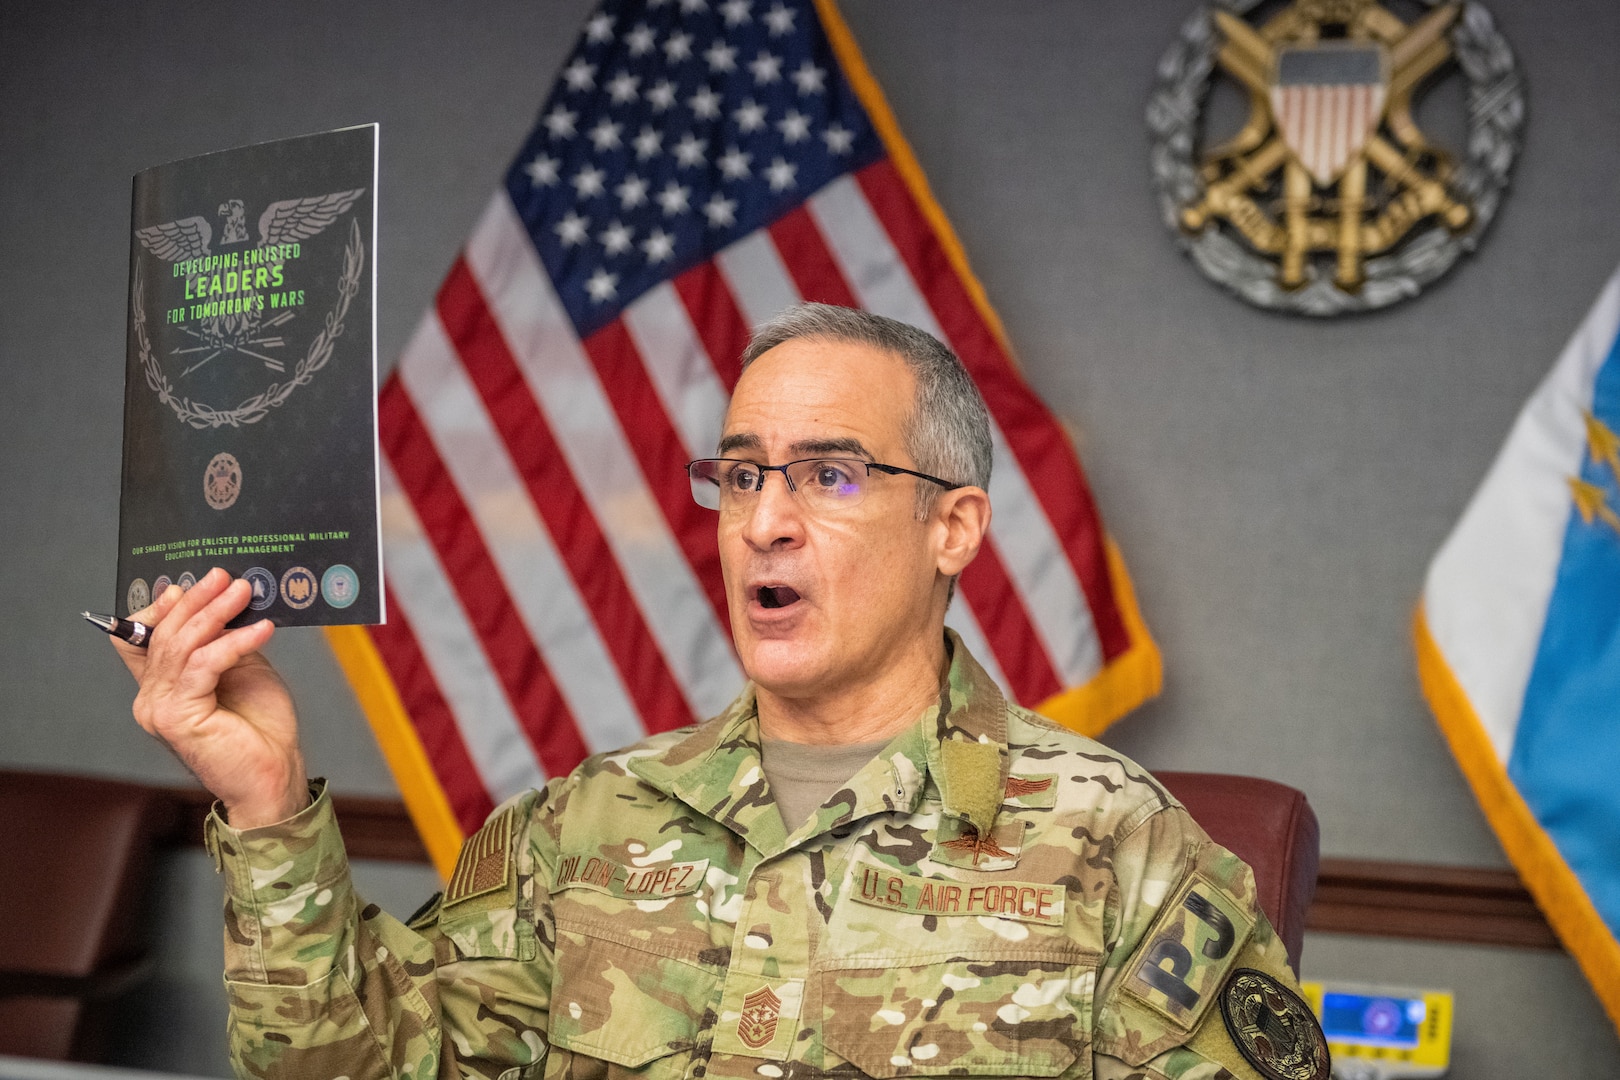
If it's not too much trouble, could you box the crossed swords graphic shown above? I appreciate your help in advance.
[1180,1,1469,292]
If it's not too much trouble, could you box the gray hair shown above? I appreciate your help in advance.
[740,303,992,516]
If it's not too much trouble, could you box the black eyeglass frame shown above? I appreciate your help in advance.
[685,456,963,510]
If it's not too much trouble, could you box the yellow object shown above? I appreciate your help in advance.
[1301,980,1453,1079]
[324,625,464,880]
[1414,609,1620,1035]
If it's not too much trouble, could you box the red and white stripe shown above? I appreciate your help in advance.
[1271,83,1385,187]
[370,158,1129,832]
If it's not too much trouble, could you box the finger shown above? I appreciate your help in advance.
[141,569,244,685]
[131,580,186,627]
[111,582,186,678]
[172,619,278,704]
[165,575,256,659]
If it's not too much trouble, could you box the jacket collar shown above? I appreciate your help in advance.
[627,630,1011,854]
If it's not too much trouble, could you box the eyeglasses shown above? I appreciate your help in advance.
[686,457,962,512]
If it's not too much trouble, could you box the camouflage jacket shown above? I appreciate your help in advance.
[210,636,1322,1080]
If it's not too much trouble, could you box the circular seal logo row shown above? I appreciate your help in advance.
[126,564,359,616]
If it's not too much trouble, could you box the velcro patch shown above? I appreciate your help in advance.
[1120,872,1255,1031]
[848,860,1064,926]
[1219,969,1330,1080]
[445,805,513,908]
[554,852,709,899]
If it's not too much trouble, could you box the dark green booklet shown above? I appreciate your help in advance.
[117,124,382,626]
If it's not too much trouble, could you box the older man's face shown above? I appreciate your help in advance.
[718,337,945,703]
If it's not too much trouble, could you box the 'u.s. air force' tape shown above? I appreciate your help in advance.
[848,860,1065,926]
[1121,872,1255,1031]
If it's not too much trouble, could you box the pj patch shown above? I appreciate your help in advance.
[1121,873,1255,1030]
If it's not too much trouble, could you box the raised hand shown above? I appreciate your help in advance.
[114,567,310,828]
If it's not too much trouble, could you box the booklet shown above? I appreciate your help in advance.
[117,124,382,627]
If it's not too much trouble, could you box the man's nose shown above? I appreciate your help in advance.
[739,469,805,549]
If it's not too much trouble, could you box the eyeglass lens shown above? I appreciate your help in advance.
[688,458,869,511]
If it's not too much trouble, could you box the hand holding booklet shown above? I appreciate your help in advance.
[115,124,382,627]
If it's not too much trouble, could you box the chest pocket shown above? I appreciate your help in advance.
[817,861,1099,1077]
[545,889,720,1080]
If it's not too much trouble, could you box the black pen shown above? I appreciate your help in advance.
[82,611,152,648]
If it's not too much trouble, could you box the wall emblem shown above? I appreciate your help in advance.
[1148,0,1523,315]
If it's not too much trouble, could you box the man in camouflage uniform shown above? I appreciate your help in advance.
[118,304,1328,1080]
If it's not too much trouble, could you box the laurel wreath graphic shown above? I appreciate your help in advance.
[134,219,365,428]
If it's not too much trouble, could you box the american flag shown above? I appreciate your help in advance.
[327,0,1161,873]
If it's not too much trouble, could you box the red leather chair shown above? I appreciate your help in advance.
[0,771,172,1061]
[1156,772,1320,974]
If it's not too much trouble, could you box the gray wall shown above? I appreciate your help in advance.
[3,1,1617,1074]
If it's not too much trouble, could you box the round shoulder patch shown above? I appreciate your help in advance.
[1218,968,1330,1080]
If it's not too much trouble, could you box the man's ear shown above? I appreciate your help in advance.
[933,486,990,579]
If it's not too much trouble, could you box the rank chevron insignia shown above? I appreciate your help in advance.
[737,985,782,1050]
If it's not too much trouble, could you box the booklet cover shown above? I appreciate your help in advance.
[117,124,382,627]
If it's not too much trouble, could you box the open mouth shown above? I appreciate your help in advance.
[756,585,802,609]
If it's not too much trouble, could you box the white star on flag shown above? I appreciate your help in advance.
[642,227,677,263]
[791,59,825,94]
[588,118,623,151]
[763,2,794,36]
[553,210,589,246]
[571,164,607,198]
[673,133,708,167]
[704,40,737,73]
[615,174,649,209]
[584,266,619,301]
[563,58,597,91]
[764,156,796,191]
[656,180,691,215]
[702,191,737,227]
[733,98,767,133]
[822,123,853,154]
[645,80,677,111]
[543,106,578,139]
[523,154,560,187]
[749,50,783,85]
[664,31,693,62]
[607,71,641,104]
[718,146,752,179]
[598,220,635,255]
[687,85,722,119]
[626,22,656,55]
[633,126,663,160]
[777,109,810,144]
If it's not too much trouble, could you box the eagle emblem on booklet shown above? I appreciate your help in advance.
[1148,0,1523,314]
[116,125,382,627]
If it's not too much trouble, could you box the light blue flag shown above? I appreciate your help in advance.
[1417,264,1620,1032]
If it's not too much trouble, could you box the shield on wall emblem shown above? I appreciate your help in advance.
[1269,44,1388,187]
